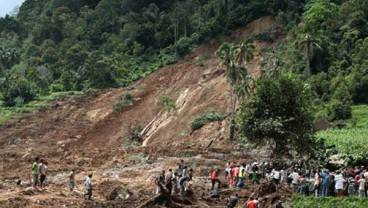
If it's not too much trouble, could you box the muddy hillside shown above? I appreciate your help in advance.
[0,16,292,208]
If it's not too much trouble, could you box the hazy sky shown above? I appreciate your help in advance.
[0,0,26,17]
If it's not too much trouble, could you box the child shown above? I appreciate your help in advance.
[69,169,75,192]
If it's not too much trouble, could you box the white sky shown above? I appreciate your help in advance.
[0,0,26,17]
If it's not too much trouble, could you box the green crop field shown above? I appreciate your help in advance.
[292,195,368,208]
[316,105,368,164]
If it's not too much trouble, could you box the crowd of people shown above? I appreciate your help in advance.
[217,160,368,198]
[30,155,368,206]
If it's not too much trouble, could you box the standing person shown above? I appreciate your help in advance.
[211,169,221,190]
[39,159,47,189]
[32,156,40,189]
[314,169,321,197]
[188,168,193,180]
[238,164,246,187]
[249,169,260,184]
[165,169,173,195]
[69,169,75,192]
[84,174,93,200]
[155,170,165,194]
[358,175,366,197]
[178,160,185,176]
[354,172,361,196]
[335,171,346,197]
[225,162,231,181]
[232,165,240,186]
[271,168,281,184]
[172,172,178,195]
[321,170,331,197]
[288,169,299,193]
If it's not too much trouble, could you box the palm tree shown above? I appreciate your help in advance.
[233,38,255,65]
[295,33,322,79]
[216,40,255,141]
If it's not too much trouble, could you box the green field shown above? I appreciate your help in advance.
[0,91,84,123]
[316,105,368,164]
[292,195,368,208]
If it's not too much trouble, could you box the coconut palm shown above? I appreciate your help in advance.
[216,40,255,141]
[233,38,255,65]
[295,33,322,79]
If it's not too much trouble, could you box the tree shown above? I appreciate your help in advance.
[239,74,315,154]
[294,33,322,79]
[216,40,255,141]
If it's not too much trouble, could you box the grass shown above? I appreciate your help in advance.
[316,105,368,164]
[292,195,368,208]
[0,91,83,123]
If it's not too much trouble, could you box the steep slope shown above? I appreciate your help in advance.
[0,16,278,207]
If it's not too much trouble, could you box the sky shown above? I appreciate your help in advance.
[0,0,26,17]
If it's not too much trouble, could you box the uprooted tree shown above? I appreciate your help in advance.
[239,73,315,154]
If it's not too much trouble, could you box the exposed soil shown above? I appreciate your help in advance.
[0,16,292,208]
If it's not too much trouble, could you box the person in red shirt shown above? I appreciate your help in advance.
[247,197,259,208]
[232,165,240,186]
[211,169,221,190]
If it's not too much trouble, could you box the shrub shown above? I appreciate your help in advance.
[175,37,192,57]
[131,123,143,142]
[191,110,225,131]
[159,96,176,112]
[113,92,134,114]
[3,77,36,107]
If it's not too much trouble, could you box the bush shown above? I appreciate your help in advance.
[328,99,352,121]
[113,92,134,114]
[175,37,192,57]
[191,110,225,131]
[131,123,143,142]
[2,77,36,107]
[158,96,176,112]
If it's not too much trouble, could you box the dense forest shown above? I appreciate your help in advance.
[0,0,367,122]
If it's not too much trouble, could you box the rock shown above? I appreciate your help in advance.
[106,186,131,200]
[22,187,35,195]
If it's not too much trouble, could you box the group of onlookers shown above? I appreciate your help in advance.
[31,156,92,200]
[31,156,48,190]
[285,166,368,197]
[154,160,194,198]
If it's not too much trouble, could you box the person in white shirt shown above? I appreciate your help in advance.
[334,171,346,197]
[271,168,281,184]
[358,176,366,197]
[288,169,300,193]
[38,159,47,189]
[84,174,93,200]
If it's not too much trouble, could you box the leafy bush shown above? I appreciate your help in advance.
[2,77,36,107]
[131,123,143,142]
[328,99,352,121]
[191,110,225,131]
[158,96,176,112]
[175,37,192,57]
[113,92,134,114]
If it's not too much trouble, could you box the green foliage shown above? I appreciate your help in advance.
[158,95,176,112]
[113,92,134,114]
[239,74,315,154]
[131,123,143,142]
[2,77,36,107]
[292,195,368,208]
[316,105,368,164]
[191,110,225,131]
